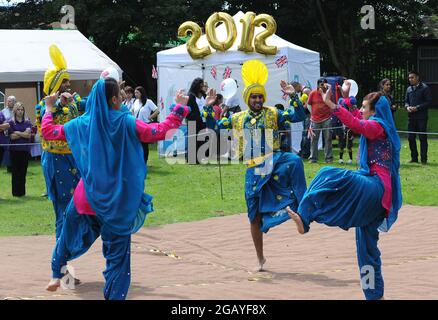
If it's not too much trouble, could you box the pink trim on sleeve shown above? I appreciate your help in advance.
[334,106,385,140]
[136,104,189,143]
[41,113,66,141]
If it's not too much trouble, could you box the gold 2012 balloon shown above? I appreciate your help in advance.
[253,14,278,55]
[178,21,211,59]
[238,11,256,52]
[205,12,237,52]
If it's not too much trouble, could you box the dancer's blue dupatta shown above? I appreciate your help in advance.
[358,96,402,232]
[64,80,146,236]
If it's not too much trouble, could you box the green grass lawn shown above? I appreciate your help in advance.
[1,139,437,237]
[394,108,438,133]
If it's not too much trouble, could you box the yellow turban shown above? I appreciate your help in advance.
[43,45,70,95]
[242,60,268,106]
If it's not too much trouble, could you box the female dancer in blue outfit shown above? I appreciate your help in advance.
[41,78,192,300]
[287,84,402,300]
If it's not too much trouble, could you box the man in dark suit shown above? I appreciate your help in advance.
[405,71,433,164]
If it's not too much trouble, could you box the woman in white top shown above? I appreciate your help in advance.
[133,86,160,164]
[122,86,136,112]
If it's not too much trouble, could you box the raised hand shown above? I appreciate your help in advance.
[60,92,73,106]
[120,88,127,101]
[44,91,60,112]
[280,80,295,95]
[175,89,189,106]
[206,88,217,106]
[343,80,351,87]
[320,84,336,109]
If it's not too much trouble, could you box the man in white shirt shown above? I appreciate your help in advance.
[2,96,16,121]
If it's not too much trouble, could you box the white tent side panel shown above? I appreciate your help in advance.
[157,65,202,157]
[0,29,123,82]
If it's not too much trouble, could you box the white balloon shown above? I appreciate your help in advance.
[220,78,238,100]
[342,79,359,97]
[100,67,120,82]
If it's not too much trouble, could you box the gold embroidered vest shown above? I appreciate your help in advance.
[231,106,280,167]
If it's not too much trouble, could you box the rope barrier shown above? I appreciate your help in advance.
[1,128,438,148]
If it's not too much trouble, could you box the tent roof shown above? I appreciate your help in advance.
[157,11,319,67]
[0,29,123,83]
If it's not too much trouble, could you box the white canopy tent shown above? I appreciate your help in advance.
[156,11,321,157]
[0,29,123,83]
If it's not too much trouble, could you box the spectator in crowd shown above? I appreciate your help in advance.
[405,70,433,164]
[275,103,292,153]
[307,78,334,163]
[2,96,16,121]
[186,77,208,164]
[290,82,311,158]
[2,95,17,172]
[0,112,10,166]
[379,78,396,118]
[221,79,241,119]
[132,86,160,164]
[211,93,223,121]
[123,86,135,112]
[203,94,224,159]
[8,102,32,197]
[299,87,312,159]
[336,96,360,164]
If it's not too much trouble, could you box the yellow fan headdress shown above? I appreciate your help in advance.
[241,60,268,106]
[43,45,70,95]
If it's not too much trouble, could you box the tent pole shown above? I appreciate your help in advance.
[37,81,41,102]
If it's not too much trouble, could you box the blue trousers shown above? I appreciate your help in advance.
[245,152,307,233]
[51,200,132,300]
[41,151,80,240]
[298,167,386,300]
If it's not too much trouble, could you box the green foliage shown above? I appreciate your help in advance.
[0,0,436,98]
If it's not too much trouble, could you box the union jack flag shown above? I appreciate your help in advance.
[223,66,232,79]
[275,55,288,68]
[211,66,217,80]
[152,65,158,79]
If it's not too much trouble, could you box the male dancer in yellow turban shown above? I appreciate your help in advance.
[217,60,307,270]
[35,45,85,243]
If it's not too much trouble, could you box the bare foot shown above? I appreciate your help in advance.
[257,257,267,272]
[286,206,305,234]
[46,278,61,292]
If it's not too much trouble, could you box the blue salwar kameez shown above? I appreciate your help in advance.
[296,96,402,300]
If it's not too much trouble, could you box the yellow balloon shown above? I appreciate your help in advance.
[253,14,278,55]
[300,93,309,104]
[238,11,256,52]
[205,12,237,52]
[178,21,211,59]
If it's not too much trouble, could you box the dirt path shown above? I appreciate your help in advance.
[1,205,437,300]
